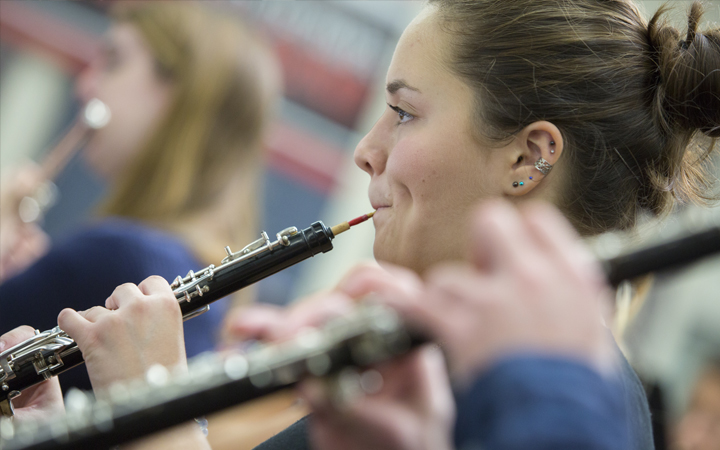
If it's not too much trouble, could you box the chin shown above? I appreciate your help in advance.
[372,240,397,266]
[372,243,424,274]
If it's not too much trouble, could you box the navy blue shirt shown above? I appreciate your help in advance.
[454,356,632,450]
[0,218,227,392]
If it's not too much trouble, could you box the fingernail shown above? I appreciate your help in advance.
[0,341,5,352]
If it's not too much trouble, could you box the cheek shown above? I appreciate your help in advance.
[386,137,443,202]
[388,133,487,215]
[110,71,168,136]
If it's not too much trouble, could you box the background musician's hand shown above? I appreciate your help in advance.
[57,276,187,392]
[0,326,64,422]
[227,289,357,343]
[0,163,51,283]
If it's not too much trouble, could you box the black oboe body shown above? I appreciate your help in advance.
[0,221,336,416]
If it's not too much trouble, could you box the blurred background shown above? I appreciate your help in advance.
[0,1,719,449]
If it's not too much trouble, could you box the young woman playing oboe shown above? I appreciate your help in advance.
[3,0,719,448]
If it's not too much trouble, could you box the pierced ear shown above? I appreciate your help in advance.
[504,121,563,196]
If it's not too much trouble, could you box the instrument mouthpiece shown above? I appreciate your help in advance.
[330,211,375,237]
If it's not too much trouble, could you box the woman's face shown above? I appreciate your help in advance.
[355,8,508,273]
[76,23,172,180]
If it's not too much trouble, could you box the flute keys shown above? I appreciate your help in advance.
[224,355,249,380]
[145,364,170,387]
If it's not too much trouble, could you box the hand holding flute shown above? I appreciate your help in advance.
[0,164,51,283]
[230,201,617,450]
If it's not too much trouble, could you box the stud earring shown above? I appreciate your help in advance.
[512,181,519,187]
[550,140,556,154]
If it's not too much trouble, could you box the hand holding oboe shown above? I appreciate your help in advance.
[0,326,64,422]
[57,276,188,393]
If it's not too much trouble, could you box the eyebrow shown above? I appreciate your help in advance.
[386,79,420,95]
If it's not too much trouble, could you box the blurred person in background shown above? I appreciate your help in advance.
[673,359,720,450]
[0,1,281,393]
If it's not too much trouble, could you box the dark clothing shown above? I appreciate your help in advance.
[617,348,656,450]
[0,218,227,391]
[254,416,311,450]
[454,356,634,450]
[255,353,652,450]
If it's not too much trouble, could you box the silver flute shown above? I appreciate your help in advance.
[0,303,419,450]
[18,98,111,224]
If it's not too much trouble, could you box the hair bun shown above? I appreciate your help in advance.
[649,1,720,137]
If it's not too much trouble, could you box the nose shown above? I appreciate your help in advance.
[354,118,388,177]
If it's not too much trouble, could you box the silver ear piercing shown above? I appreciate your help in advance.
[550,140,556,154]
[515,155,553,187]
[534,157,553,175]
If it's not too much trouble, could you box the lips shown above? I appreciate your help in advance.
[369,192,391,211]
[368,182,391,214]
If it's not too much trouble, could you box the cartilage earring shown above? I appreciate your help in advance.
[550,140,556,154]
[534,157,553,175]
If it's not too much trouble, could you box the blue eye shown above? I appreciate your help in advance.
[387,103,415,124]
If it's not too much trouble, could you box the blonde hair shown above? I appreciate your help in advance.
[100,2,280,259]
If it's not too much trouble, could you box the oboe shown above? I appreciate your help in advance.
[0,213,375,417]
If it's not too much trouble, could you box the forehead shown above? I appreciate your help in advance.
[387,6,454,91]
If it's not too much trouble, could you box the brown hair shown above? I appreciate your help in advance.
[429,0,719,235]
[100,2,281,259]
